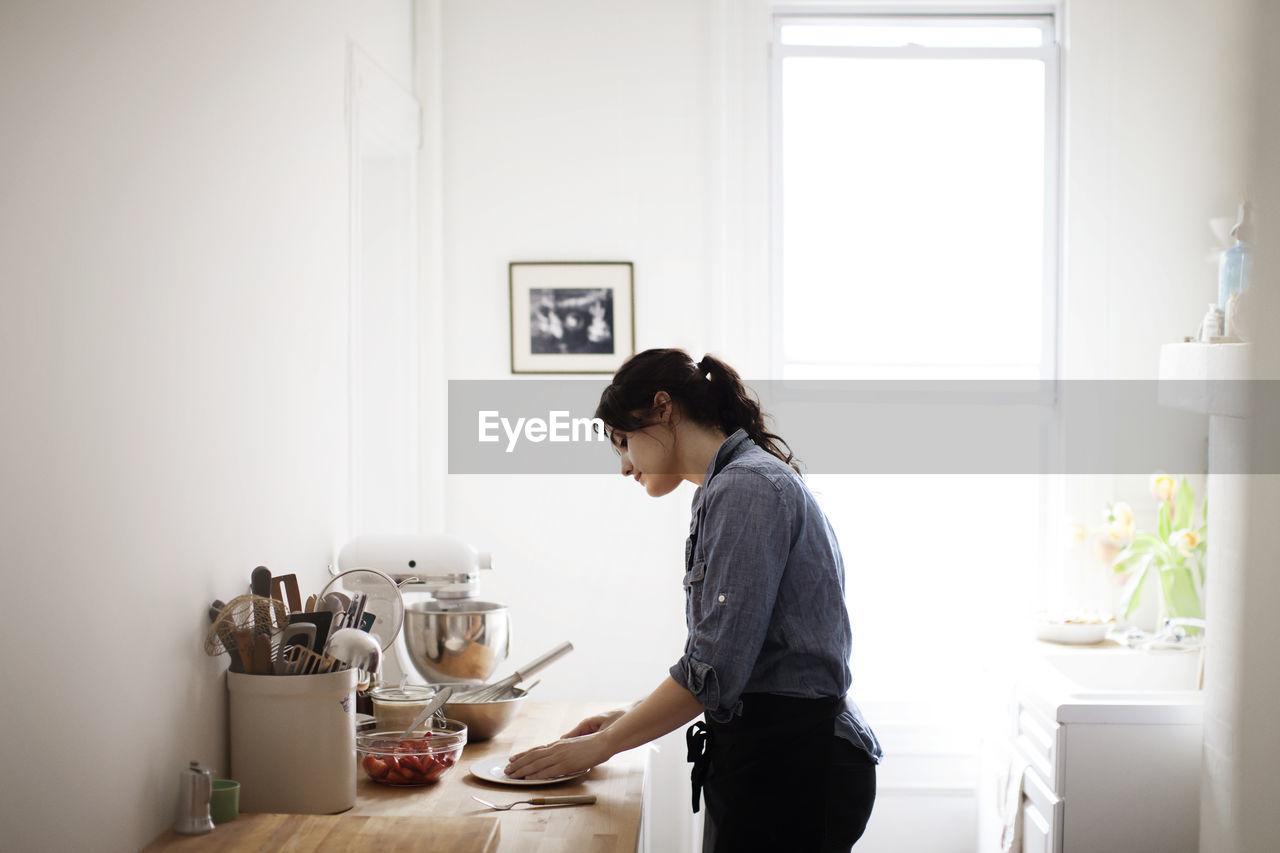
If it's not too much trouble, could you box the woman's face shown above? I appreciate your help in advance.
[612,424,683,497]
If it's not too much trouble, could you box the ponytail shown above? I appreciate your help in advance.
[595,348,800,474]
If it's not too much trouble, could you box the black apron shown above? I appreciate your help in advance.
[686,693,876,853]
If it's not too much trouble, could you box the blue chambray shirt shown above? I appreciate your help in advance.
[669,429,883,762]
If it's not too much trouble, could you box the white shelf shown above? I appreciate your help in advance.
[1157,342,1252,417]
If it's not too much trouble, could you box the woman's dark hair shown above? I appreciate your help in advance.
[594,348,799,473]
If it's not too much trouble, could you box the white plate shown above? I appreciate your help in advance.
[469,760,589,787]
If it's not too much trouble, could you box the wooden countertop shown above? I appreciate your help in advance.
[146,702,645,853]
[350,701,646,853]
[145,813,501,852]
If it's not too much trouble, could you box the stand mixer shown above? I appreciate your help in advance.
[336,534,509,687]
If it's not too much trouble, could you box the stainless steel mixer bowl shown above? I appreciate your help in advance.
[401,600,510,684]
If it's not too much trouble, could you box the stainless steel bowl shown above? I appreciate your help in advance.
[442,687,527,741]
[401,600,510,684]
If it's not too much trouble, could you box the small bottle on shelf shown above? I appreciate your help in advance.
[1217,201,1252,311]
[1199,303,1225,342]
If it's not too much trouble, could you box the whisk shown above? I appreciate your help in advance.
[452,642,573,702]
[204,594,288,674]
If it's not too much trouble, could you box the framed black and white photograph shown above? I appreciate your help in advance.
[509,261,635,374]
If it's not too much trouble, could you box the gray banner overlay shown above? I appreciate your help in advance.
[448,380,1279,475]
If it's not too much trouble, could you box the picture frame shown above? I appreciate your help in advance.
[509,261,635,374]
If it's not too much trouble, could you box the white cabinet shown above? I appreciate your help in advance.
[980,645,1204,853]
[1011,689,1202,853]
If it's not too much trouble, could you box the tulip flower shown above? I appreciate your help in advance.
[1093,538,1122,565]
[1106,502,1135,543]
[1171,528,1201,555]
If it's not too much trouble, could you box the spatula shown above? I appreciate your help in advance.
[398,686,454,738]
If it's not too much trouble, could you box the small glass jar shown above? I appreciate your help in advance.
[369,684,436,731]
[1199,303,1225,342]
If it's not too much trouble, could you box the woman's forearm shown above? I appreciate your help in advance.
[599,676,705,757]
[504,676,706,779]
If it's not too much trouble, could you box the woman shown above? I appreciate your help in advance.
[504,349,881,852]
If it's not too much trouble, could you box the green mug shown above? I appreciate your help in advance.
[210,779,240,823]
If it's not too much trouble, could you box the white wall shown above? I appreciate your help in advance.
[1206,1,1280,850]
[1061,0,1251,381]
[0,2,411,850]
[1055,0,1250,611]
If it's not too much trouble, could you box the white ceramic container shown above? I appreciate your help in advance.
[227,668,358,814]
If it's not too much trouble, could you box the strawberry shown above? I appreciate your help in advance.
[398,754,427,777]
[362,755,390,780]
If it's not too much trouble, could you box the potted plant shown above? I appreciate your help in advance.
[1102,475,1206,624]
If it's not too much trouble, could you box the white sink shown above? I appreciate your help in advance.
[1020,645,1204,723]
[1042,649,1200,693]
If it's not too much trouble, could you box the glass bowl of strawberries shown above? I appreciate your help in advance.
[357,719,468,786]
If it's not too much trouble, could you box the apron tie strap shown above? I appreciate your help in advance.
[685,720,711,814]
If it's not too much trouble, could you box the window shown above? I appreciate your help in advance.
[769,11,1063,749]
[774,14,1059,380]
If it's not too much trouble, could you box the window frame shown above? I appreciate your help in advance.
[761,5,1069,786]
[769,6,1064,384]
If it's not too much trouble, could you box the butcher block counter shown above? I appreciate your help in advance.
[146,702,646,853]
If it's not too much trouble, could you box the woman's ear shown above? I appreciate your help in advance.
[652,390,672,423]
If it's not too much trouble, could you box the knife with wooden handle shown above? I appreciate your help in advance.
[251,565,272,638]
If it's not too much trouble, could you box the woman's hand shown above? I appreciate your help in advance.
[504,732,611,780]
[505,677,702,780]
[561,708,626,739]
[503,707,626,778]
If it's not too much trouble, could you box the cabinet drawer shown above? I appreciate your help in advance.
[1021,765,1062,853]
[1022,799,1052,853]
[1015,699,1064,794]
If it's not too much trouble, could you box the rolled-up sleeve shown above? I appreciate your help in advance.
[669,469,792,720]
